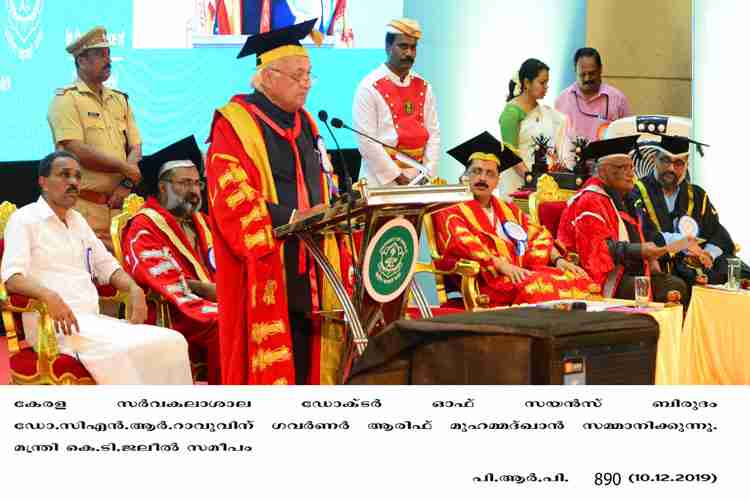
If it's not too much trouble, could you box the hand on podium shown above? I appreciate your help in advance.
[394,174,412,185]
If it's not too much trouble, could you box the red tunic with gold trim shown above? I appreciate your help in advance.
[373,75,429,164]
[353,64,440,186]
[121,197,220,384]
[206,93,351,385]
[433,197,596,306]
[557,177,650,298]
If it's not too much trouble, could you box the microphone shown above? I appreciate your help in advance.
[318,111,354,198]
[318,110,362,295]
[330,117,431,185]
[316,110,338,204]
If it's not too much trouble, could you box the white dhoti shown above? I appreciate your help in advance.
[23,313,193,385]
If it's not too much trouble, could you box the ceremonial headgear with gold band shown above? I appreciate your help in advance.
[386,18,422,39]
[447,131,523,173]
[237,18,323,68]
[66,26,110,57]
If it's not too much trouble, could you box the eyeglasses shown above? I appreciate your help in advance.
[269,68,318,86]
[168,179,205,190]
[658,157,686,168]
[467,167,499,180]
[610,163,635,174]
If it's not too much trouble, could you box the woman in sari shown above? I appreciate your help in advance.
[498,58,572,199]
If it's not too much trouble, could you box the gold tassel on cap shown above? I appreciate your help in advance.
[310,29,324,47]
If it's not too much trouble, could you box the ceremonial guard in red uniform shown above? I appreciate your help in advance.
[352,18,440,186]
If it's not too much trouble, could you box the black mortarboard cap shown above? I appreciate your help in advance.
[656,134,710,157]
[582,135,642,161]
[139,136,203,196]
[446,131,523,173]
[237,18,317,66]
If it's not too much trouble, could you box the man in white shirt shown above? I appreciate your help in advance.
[1,151,192,384]
[352,17,440,186]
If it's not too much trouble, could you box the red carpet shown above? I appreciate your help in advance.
[1,337,10,384]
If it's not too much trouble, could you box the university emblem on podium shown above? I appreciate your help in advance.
[5,0,44,61]
[404,100,414,115]
[362,217,418,303]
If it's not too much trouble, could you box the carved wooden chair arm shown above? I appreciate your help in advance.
[98,287,130,320]
[415,258,480,277]
[146,289,173,328]
[0,281,60,364]
[414,259,489,310]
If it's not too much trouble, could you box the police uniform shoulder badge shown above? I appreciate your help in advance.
[111,89,129,101]
[54,85,75,96]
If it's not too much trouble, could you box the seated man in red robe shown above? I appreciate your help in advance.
[433,132,596,307]
[557,135,688,303]
[121,136,220,384]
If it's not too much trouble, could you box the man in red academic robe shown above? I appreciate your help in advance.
[206,19,350,385]
[557,135,688,302]
[433,132,596,307]
[121,136,221,384]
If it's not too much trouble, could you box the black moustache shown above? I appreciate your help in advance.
[474,183,489,188]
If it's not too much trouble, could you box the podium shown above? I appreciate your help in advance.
[274,180,472,376]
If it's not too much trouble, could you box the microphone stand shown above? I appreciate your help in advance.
[331,118,432,186]
[318,110,362,302]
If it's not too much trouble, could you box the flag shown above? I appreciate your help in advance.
[213,0,232,34]
[259,0,272,33]
[327,0,347,35]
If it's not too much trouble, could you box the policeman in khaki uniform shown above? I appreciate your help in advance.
[47,26,142,251]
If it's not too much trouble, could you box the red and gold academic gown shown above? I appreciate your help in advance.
[557,177,650,298]
[433,197,596,306]
[121,197,221,384]
[207,94,351,385]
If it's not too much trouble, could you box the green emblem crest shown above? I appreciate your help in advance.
[362,218,418,303]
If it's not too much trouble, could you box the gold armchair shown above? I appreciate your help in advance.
[0,201,129,384]
[110,194,172,328]
[528,174,577,233]
[111,195,209,381]
[413,179,489,312]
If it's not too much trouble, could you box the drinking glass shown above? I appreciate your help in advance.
[634,276,650,308]
[726,257,741,290]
